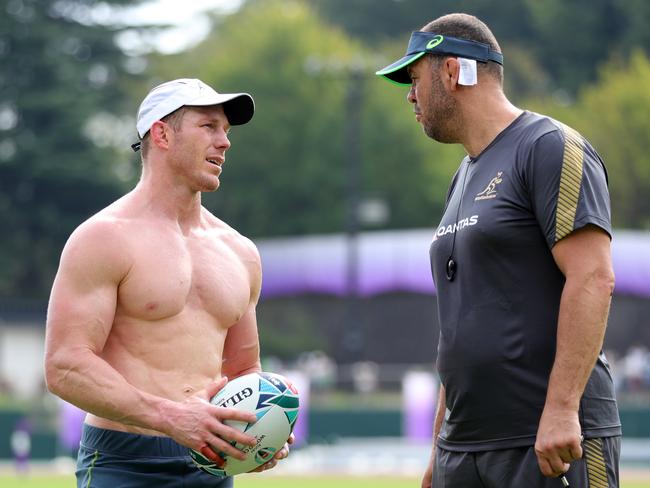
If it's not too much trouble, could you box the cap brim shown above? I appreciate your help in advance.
[375,52,426,85]
[222,94,255,126]
[189,92,255,126]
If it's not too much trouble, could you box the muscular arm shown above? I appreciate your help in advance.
[535,225,615,477]
[45,222,154,425]
[222,237,263,379]
[221,305,262,379]
[421,383,445,488]
[221,240,297,474]
[44,221,256,460]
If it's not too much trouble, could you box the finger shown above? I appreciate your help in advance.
[421,466,433,488]
[569,442,583,461]
[536,455,556,478]
[213,423,257,448]
[200,445,225,467]
[216,406,257,425]
[543,449,570,476]
[203,416,256,448]
[204,377,228,400]
[558,447,575,464]
[209,409,257,446]
[287,433,296,445]
[204,434,248,461]
[550,459,570,477]
[274,443,289,460]
[254,458,278,472]
[536,445,570,477]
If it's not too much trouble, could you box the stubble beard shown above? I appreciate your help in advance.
[422,79,459,144]
[170,141,221,194]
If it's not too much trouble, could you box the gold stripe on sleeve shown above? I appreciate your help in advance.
[554,125,585,242]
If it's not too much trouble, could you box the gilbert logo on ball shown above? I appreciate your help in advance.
[190,372,300,477]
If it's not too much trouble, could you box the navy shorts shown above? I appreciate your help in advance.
[76,424,233,488]
[432,436,620,488]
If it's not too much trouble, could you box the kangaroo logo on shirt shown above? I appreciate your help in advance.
[475,171,503,201]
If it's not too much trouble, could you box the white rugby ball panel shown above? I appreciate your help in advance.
[189,371,300,477]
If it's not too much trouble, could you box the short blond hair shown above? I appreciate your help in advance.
[140,107,187,159]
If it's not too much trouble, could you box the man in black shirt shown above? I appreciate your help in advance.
[377,13,621,488]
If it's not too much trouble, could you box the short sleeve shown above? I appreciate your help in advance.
[525,124,611,248]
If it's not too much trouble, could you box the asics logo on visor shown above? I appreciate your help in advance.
[426,35,444,49]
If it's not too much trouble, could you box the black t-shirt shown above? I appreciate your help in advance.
[429,111,621,452]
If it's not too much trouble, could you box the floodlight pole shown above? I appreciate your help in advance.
[342,68,364,363]
[303,56,369,366]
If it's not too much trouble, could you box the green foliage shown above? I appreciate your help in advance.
[361,78,464,229]
[308,0,650,99]
[3,0,650,300]
[258,300,326,359]
[0,0,144,297]
[613,0,650,53]
[146,0,463,237]
[149,1,354,237]
[523,0,624,95]
[307,0,533,44]
[524,51,650,230]
[575,52,650,229]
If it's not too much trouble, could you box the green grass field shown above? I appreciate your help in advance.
[0,474,649,488]
[0,476,416,488]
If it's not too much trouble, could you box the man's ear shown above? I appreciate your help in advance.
[442,57,461,91]
[149,120,170,150]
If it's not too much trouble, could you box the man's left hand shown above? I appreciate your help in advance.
[251,433,295,473]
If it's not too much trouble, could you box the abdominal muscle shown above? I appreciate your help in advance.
[85,306,230,436]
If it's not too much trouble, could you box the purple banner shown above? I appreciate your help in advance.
[258,229,649,299]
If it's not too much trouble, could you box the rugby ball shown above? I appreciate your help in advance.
[189,372,300,476]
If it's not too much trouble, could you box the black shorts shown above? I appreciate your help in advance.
[432,436,620,488]
[76,424,233,488]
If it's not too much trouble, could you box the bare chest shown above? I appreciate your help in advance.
[117,232,252,326]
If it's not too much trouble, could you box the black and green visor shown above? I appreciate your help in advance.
[376,31,504,85]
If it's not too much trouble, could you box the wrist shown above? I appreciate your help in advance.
[541,402,580,425]
[544,375,582,412]
[543,391,580,412]
[151,396,178,435]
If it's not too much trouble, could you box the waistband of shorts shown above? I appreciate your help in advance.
[80,423,189,458]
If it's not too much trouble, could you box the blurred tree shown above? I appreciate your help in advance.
[0,0,144,299]
[523,0,625,96]
[614,0,650,53]
[574,52,650,229]
[147,0,462,237]
[306,0,533,44]
[5,0,650,301]
[302,0,650,99]
[304,0,550,101]
[524,51,650,230]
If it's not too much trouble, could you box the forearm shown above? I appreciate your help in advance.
[45,348,175,433]
[424,382,445,463]
[545,273,613,411]
[432,383,446,442]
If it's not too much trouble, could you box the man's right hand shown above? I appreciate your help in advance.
[421,451,434,488]
[163,377,258,464]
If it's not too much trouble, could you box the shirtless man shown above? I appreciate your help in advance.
[44,78,290,487]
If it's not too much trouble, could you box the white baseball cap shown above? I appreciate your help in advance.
[135,78,255,139]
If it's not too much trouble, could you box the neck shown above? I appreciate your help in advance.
[457,87,522,158]
[135,161,204,230]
